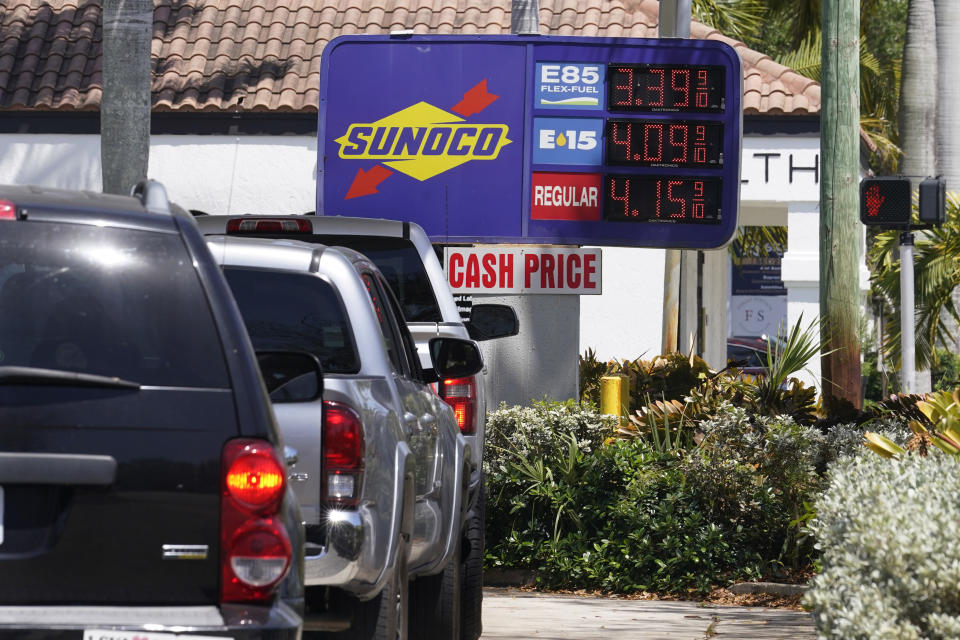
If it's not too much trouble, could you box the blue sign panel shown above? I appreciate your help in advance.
[532,117,604,165]
[535,62,605,109]
[318,35,742,248]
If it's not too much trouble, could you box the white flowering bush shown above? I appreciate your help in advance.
[805,454,960,639]
[483,399,615,480]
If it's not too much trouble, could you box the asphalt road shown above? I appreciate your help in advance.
[480,589,816,639]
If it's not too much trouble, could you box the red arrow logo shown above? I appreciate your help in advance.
[865,183,885,217]
[345,166,393,199]
[451,79,499,117]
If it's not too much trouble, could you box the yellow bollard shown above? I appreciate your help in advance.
[600,374,630,425]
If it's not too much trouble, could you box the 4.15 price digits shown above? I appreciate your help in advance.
[604,176,721,223]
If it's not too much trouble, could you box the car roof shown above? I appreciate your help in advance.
[0,183,183,233]
[205,235,327,272]
[193,212,432,244]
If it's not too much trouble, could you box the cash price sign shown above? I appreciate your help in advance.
[318,35,742,249]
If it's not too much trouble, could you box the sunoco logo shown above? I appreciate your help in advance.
[335,80,511,199]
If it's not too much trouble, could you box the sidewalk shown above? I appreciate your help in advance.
[480,588,815,639]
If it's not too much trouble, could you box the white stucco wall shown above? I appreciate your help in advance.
[0,133,317,215]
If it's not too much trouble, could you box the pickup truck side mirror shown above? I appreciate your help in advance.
[428,337,484,380]
[255,351,324,402]
[465,304,519,341]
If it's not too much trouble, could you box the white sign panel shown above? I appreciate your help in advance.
[730,295,788,337]
[445,247,602,295]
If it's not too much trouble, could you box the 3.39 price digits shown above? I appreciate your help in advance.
[608,64,725,113]
[605,119,722,168]
[603,176,721,223]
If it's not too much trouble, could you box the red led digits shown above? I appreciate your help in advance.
[642,124,663,163]
[613,67,634,106]
[647,69,665,107]
[693,180,705,218]
[671,69,690,108]
[667,181,686,218]
[603,176,722,224]
[696,69,709,108]
[610,121,631,160]
[668,125,688,163]
[609,176,631,218]
[605,120,722,168]
[607,64,724,113]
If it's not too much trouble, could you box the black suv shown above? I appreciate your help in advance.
[0,182,307,638]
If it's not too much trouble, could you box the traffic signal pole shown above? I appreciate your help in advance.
[899,232,916,393]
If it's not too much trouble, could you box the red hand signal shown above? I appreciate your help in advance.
[865,183,885,217]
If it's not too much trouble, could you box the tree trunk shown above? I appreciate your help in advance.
[101,0,153,195]
[900,0,937,184]
[820,0,862,416]
[935,0,960,357]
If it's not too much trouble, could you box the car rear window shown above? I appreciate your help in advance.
[223,268,360,374]
[0,221,229,387]
[246,233,443,323]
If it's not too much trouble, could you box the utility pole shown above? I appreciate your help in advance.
[659,0,691,355]
[820,0,862,414]
[101,0,153,195]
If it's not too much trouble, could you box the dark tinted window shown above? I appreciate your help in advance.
[727,344,767,369]
[224,268,359,374]
[0,221,228,387]
[313,236,442,323]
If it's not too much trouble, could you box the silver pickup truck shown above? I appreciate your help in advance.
[197,214,518,640]
[205,235,483,640]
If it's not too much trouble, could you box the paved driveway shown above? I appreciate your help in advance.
[480,589,815,639]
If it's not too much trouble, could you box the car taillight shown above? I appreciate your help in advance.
[226,217,312,233]
[442,376,477,435]
[0,200,16,220]
[323,401,364,507]
[221,439,292,603]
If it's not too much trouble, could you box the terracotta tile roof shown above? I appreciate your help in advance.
[0,0,820,116]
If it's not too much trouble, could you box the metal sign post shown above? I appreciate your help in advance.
[899,231,915,393]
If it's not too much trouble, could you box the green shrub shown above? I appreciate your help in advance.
[485,401,827,594]
[805,454,960,639]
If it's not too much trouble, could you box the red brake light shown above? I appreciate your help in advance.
[221,439,291,604]
[442,376,477,435]
[323,401,364,506]
[0,200,16,220]
[226,217,312,234]
[224,442,286,512]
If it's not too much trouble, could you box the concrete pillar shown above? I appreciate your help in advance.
[478,294,580,409]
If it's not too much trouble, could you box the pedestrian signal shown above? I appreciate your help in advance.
[860,177,911,226]
[918,177,946,225]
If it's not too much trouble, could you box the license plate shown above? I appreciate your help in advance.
[83,632,231,640]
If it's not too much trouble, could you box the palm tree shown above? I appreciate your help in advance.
[899,0,937,185]
[868,195,960,370]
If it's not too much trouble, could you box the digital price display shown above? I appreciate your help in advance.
[603,175,721,224]
[605,119,723,168]
[608,64,725,113]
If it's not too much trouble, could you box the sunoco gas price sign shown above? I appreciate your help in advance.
[318,35,742,249]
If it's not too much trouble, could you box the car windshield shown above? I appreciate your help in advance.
[0,221,229,387]
[223,268,360,374]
